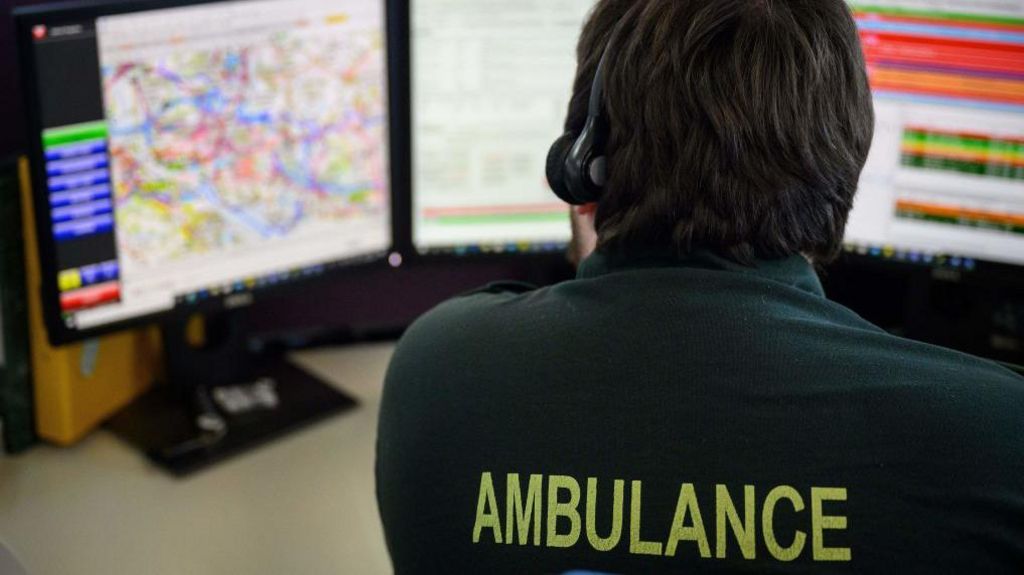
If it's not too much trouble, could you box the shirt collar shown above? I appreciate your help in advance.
[577,247,826,297]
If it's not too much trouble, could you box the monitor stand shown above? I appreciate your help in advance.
[106,310,358,476]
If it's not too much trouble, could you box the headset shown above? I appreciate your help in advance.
[545,35,615,206]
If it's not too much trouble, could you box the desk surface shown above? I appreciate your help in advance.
[0,342,396,575]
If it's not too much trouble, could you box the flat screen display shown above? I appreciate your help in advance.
[845,0,1024,270]
[19,0,391,339]
[412,0,1024,272]
[411,0,593,256]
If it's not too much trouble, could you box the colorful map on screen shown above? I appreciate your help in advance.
[99,4,387,266]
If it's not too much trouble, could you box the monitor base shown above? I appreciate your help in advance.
[106,358,357,476]
[106,311,357,476]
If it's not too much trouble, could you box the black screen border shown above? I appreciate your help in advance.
[397,0,1024,282]
[15,0,400,346]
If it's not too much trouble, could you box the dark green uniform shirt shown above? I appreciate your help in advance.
[376,249,1024,574]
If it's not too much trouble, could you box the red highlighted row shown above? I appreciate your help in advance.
[61,281,121,312]
[861,32,1024,77]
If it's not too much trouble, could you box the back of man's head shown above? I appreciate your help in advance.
[567,0,875,263]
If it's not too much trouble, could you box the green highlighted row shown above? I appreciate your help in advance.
[433,212,568,226]
[897,211,1024,236]
[42,121,108,149]
[903,132,1024,155]
[902,155,1024,181]
[851,4,1024,27]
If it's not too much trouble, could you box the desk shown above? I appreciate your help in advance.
[0,342,396,575]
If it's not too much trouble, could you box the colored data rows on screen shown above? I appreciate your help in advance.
[896,200,1024,236]
[42,121,116,241]
[901,127,1024,180]
[421,203,568,226]
[854,6,1024,111]
[42,121,123,313]
[58,260,120,292]
[55,258,122,312]
[429,212,568,225]
[59,282,121,313]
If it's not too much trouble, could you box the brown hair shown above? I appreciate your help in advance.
[566,0,875,263]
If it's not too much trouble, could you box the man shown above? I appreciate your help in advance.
[376,0,1024,573]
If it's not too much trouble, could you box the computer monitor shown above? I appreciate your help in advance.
[409,0,1024,275]
[844,2,1024,276]
[409,0,592,257]
[16,0,392,346]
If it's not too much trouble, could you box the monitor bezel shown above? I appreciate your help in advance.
[837,246,1024,290]
[397,0,574,265]
[396,0,1024,277]
[15,0,400,346]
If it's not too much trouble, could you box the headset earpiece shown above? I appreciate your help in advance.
[546,40,613,206]
[563,113,607,204]
[545,132,578,205]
